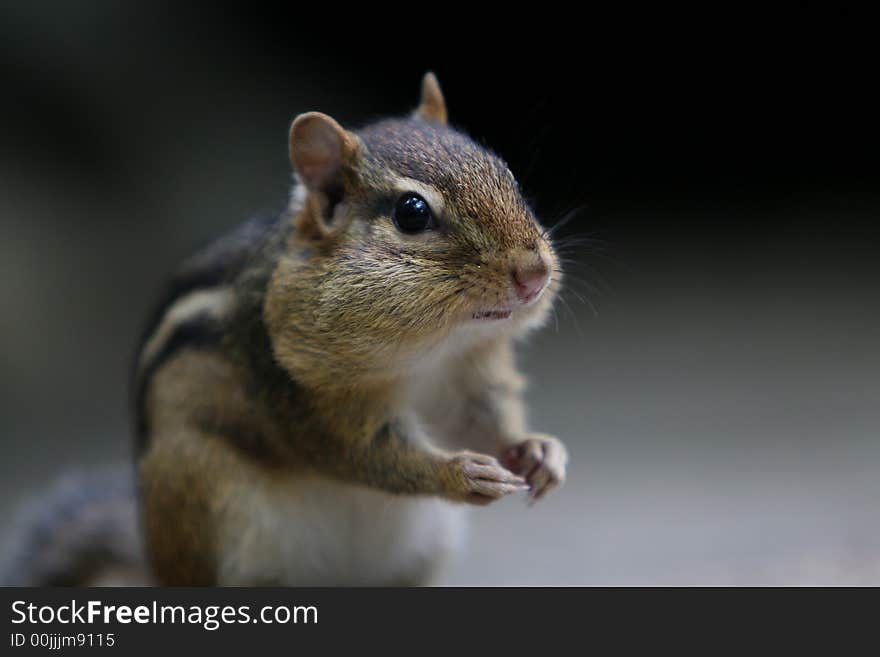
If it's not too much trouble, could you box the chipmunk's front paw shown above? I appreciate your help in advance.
[501,434,568,502]
[448,451,527,506]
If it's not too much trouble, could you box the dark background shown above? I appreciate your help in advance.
[2,3,878,583]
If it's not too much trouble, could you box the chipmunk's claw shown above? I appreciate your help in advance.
[451,451,526,506]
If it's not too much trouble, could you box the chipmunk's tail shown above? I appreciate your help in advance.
[1,466,152,586]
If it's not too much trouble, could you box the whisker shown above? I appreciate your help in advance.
[558,266,612,293]
[564,282,597,317]
[555,245,630,273]
[544,204,591,238]
[555,293,585,337]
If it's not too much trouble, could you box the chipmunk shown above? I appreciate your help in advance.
[3,73,568,586]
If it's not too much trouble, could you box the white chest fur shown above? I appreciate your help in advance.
[217,473,466,585]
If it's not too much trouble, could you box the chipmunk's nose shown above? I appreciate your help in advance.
[511,255,550,303]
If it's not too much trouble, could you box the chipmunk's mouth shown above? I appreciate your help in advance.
[472,309,512,321]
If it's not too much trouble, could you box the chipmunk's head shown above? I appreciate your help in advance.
[267,73,560,384]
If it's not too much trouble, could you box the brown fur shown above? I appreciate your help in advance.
[266,114,558,386]
[137,74,567,585]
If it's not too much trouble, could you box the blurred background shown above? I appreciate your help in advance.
[1,3,878,584]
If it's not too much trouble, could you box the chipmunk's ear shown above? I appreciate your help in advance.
[415,72,448,125]
[289,112,360,237]
[289,112,360,193]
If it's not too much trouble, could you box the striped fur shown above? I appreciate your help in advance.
[1,75,567,587]
[130,74,567,586]
[132,214,287,450]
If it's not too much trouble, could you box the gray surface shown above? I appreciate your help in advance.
[444,280,880,584]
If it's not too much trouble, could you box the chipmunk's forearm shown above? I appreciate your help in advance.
[303,420,454,496]
[301,417,524,504]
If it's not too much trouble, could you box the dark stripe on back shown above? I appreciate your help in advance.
[134,214,280,365]
[132,211,283,449]
[133,311,226,451]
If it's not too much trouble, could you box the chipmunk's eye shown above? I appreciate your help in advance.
[392,192,433,234]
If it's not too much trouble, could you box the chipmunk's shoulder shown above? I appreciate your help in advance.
[132,213,290,446]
